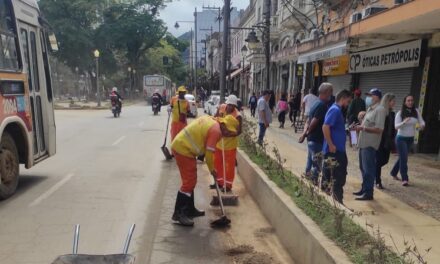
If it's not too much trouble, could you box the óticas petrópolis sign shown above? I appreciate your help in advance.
[349,40,422,73]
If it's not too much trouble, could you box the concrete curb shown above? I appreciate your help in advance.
[236,149,352,264]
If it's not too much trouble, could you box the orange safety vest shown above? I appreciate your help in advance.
[216,104,240,150]
[171,116,218,158]
[170,96,189,123]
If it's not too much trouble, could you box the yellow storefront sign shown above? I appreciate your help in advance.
[314,55,349,77]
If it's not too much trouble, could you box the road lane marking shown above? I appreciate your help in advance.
[112,136,126,146]
[29,173,75,207]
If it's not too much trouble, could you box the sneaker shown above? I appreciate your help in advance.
[402,181,409,187]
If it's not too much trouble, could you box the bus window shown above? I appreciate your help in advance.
[40,31,53,102]
[20,29,32,91]
[0,0,19,71]
[30,32,40,92]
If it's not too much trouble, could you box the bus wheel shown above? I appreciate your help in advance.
[0,132,19,200]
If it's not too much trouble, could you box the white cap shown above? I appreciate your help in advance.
[112,87,118,92]
[225,95,238,106]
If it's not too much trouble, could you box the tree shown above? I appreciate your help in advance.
[97,2,167,70]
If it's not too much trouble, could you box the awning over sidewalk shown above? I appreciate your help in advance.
[297,41,347,64]
[349,0,440,50]
[226,68,243,80]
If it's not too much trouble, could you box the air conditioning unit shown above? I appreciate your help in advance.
[350,12,363,24]
[394,0,409,5]
[362,5,388,18]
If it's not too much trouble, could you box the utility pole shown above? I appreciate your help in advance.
[220,1,230,103]
[194,8,198,93]
[190,28,194,89]
[264,0,271,91]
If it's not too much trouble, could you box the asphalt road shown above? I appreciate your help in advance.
[0,104,292,264]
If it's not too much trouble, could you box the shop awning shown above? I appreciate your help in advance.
[349,0,440,50]
[297,42,347,64]
[227,68,243,80]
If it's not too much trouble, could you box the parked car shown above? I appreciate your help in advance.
[184,94,198,118]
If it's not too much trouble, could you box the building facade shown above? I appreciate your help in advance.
[223,0,440,155]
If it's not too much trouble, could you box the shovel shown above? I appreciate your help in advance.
[161,111,173,160]
[210,172,231,228]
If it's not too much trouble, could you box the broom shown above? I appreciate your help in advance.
[210,172,231,228]
[210,139,239,206]
[161,111,173,160]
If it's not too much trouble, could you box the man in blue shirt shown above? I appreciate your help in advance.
[322,90,352,204]
[299,83,333,183]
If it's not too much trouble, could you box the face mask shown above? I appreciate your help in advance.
[365,96,373,108]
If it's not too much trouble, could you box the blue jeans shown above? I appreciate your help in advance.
[305,141,323,180]
[359,147,376,197]
[258,123,267,144]
[391,136,414,182]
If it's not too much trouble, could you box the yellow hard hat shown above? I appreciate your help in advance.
[218,115,239,134]
[177,86,187,93]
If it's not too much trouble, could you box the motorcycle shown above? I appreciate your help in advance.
[111,98,121,118]
[151,96,161,115]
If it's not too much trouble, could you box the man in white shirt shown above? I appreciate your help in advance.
[302,90,319,119]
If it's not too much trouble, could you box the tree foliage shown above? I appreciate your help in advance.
[39,0,187,88]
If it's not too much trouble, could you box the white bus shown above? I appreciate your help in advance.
[143,74,173,104]
[0,0,58,199]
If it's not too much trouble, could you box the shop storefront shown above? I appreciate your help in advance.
[314,55,352,94]
[298,41,348,93]
[349,40,422,106]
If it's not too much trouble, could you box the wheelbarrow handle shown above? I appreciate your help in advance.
[122,224,136,254]
[73,224,80,254]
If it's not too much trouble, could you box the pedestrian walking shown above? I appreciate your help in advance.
[288,92,301,126]
[347,89,366,125]
[322,90,352,204]
[249,92,258,117]
[302,90,319,120]
[375,93,396,189]
[213,95,242,191]
[269,90,276,112]
[171,115,239,226]
[353,88,387,201]
[276,93,289,128]
[391,95,425,186]
[298,83,332,182]
[257,90,272,145]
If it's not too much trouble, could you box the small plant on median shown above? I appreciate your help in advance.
[239,117,429,264]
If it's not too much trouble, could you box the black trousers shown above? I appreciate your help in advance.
[375,147,391,185]
[323,151,348,203]
[278,111,286,127]
[250,104,257,117]
[289,110,299,123]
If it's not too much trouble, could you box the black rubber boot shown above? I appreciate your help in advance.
[172,192,194,226]
[188,192,205,218]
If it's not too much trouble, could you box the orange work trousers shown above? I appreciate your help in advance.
[173,151,197,193]
[171,121,187,141]
[214,148,237,188]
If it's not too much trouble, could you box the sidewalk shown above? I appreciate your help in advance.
[244,110,440,263]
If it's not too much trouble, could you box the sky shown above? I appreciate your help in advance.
[160,0,250,37]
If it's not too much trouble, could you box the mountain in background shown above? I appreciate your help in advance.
[178,31,191,64]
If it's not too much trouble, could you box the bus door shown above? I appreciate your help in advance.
[18,24,46,158]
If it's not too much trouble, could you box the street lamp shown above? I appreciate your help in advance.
[245,30,260,51]
[94,49,101,107]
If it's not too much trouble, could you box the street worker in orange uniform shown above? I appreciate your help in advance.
[169,86,190,141]
[171,115,239,226]
[212,95,242,191]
